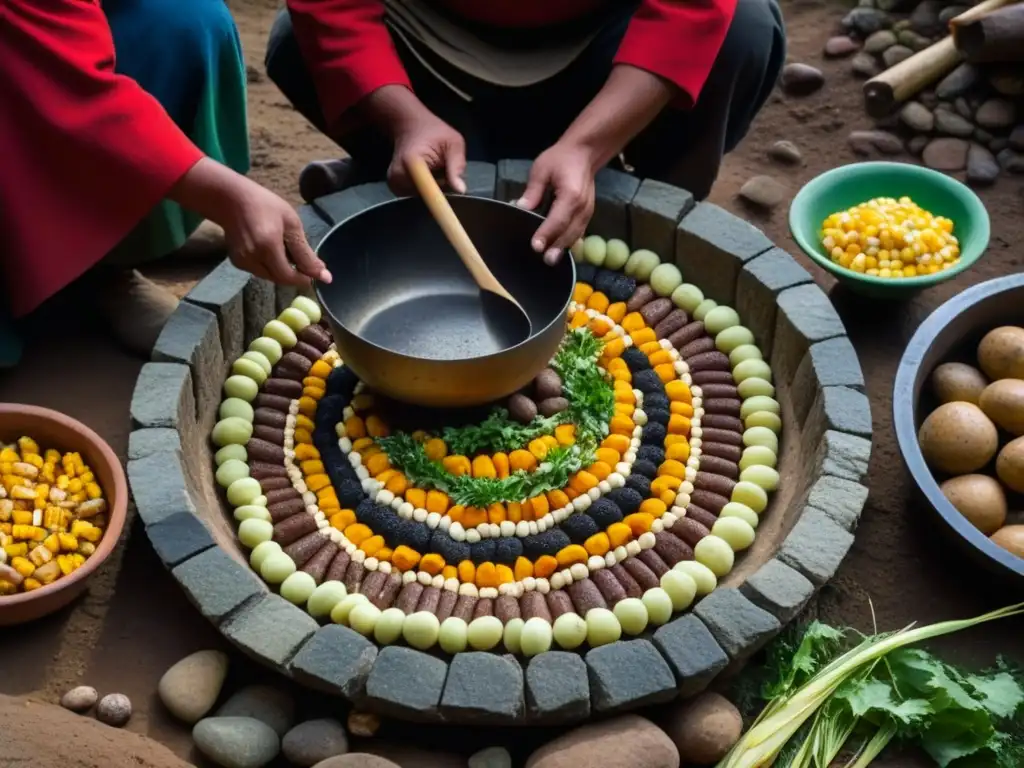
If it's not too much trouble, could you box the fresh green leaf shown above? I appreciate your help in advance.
[441,409,564,456]
[834,677,932,728]
[763,621,850,701]
[963,671,1024,720]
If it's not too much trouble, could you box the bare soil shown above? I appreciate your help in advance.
[1,1,1022,766]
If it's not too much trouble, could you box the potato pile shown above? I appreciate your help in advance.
[919,326,1024,560]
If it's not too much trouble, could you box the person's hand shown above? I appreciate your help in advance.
[516,141,597,265]
[388,112,467,196]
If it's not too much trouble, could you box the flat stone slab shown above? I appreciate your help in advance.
[463,161,497,198]
[171,546,265,624]
[128,450,196,526]
[299,203,333,250]
[130,363,195,431]
[185,259,249,365]
[222,594,319,672]
[585,639,676,712]
[817,430,872,482]
[152,301,224,427]
[591,168,641,242]
[734,248,813,358]
[289,624,378,701]
[629,178,694,259]
[778,508,856,586]
[806,474,869,531]
[127,428,181,460]
[808,386,873,438]
[146,511,216,568]
[525,651,590,723]
[364,646,448,722]
[740,559,815,623]
[440,653,524,724]
[313,183,395,225]
[793,337,865,424]
[773,284,847,388]
[651,614,729,697]
[693,587,781,661]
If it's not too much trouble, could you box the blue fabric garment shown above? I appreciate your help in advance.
[0,0,250,367]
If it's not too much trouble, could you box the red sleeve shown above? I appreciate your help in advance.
[0,0,204,316]
[614,0,738,108]
[286,0,412,130]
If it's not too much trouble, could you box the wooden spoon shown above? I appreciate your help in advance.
[407,157,533,345]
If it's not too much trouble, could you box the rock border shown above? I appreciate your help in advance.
[128,162,871,724]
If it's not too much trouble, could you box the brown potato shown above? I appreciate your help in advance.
[996,436,1024,493]
[940,474,1007,534]
[533,368,563,401]
[918,401,998,475]
[979,378,1024,435]
[977,326,1024,381]
[991,525,1024,559]
[507,393,537,425]
[931,362,988,405]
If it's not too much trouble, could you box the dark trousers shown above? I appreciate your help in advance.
[265,0,786,200]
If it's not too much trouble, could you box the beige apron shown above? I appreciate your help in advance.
[381,0,606,99]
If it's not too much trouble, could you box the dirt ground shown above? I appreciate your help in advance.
[1,0,1023,765]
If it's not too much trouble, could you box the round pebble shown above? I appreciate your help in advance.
[660,570,697,611]
[263,319,298,347]
[585,608,622,646]
[469,746,514,768]
[467,615,504,650]
[228,477,262,507]
[238,518,273,548]
[732,481,768,513]
[402,611,441,650]
[215,444,247,466]
[97,693,132,727]
[671,283,704,313]
[552,612,588,650]
[439,616,469,654]
[193,716,281,768]
[605,239,631,269]
[673,560,717,596]
[737,377,774,399]
[521,617,554,656]
[718,501,760,529]
[158,650,229,724]
[260,551,297,584]
[372,608,406,645]
[223,375,259,402]
[349,603,382,637]
[583,235,608,266]
[282,718,348,767]
[694,535,736,577]
[612,598,649,635]
[216,459,250,489]
[215,685,295,737]
[307,581,348,619]
[641,587,674,625]
[249,336,283,365]
[740,445,778,471]
[291,295,323,324]
[740,464,779,492]
[650,263,683,296]
[280,571,317,605]
[213,418,253,449]
[703,306,741,335]
[232,357,267,385]
[625,249,661,280]
[60,685,98,713]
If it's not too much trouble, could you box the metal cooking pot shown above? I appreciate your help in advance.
[314,195,576,408]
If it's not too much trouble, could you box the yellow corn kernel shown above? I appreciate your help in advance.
[11,556,34,577]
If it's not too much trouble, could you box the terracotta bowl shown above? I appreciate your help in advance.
[0,404,128,625]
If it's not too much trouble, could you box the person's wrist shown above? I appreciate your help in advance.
[555,134,611,176]
[361,85,429,139]
[169,157,247,225]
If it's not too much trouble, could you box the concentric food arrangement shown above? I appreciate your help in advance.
[127,163,871,724]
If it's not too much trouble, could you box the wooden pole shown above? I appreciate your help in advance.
[862,0,1020,117]
[954,4,1024,62]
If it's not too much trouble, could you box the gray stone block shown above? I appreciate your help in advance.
[525,651,590,723]
[313,182,395,225]
[772,284,847,390]
[591,168,640,242]
[495,159,534,206]
[276,284,298,316]
[806,386,873,440]
[462,161,497,198]
[629,178,694,259]
[127,428,182,460]
[152,301,224,428]
[806,474,869,531]
[816,430,871,482]
[243,277,276,345]
[289,624,378,701]
[778,508,856,586]
[585,639,677,713]
[740,559,815,623]
[364,646,448,722]
[186,259,249,366]
[441,652,525,724]
[693,587,781,661]
[172,546,265,623]
[146,511,216,568]
[734,248,814,358]
[299,203,333,250]
[222,593,319,671]
[651,614,729,697]
[130,363,195,430]
[793,337,865,424]
[675,203,773,305]
[127,450,195,525]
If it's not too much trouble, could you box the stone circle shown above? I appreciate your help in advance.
[127,161,871,724]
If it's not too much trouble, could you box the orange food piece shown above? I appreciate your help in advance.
[447,505,465,522]
[556,544,589,567]
[668,414,691,435]
[596,447,621,466]
[424,438,448,461]
[651,476,682,497]
[300,459,325,475]
[365,452,391,476]
[547,489,570,509]
[621,312,647,332]
[343,523,373,545]
[588,317,613,337]
[306,473,332,493]
[487,503,506,524]
[607,357,631,382]
[659,459,687,479]
[293,428,313,445]
[623,512,655,536]
[376,470,399,487]
[631,328,656,346]
[671,401,695,417]
[461,506,488,528]
[472,455,497,479]
[665,380,692,402]
[570,310,589,329]
[293,444,320,461]
[384,473,408,495]
[534,555,558,579]
[528,439,550,461]
[318,490,340,511]
[514,556,534,580]
[506,502,523,523]
[655,363,676,383]
[344,416,366,439]
[476,562,499,588]
[638,498,667,518]
[352,437,375,453]
[529,494,550,519]
[360,535,385,556]
[309,360,333,378]
[606,302,628,324]
[301,386,324,402]
[458,560,476,584]
[554,424,576,446]
[425,490,449,514]
[602,434,630,454]
[588,461,612,481]
[493,452,510,479]
[442,455,471,476]
[666,442,691,462]
[405,488,427,509]
[303,376,326,391]
[648,350,673,366]
[419,552,444,574]
[586,291,610,313]
[295,414,316,432]
[609,414,635,436]
[573,283,594,304]
[607,522,632,547]
[614,402,635,417]
[569,471,598,495]
[509,449,537,472]
[330,509,356,531]
[297,396,318,417]
[442,565,458,581]
[584,532,611,557]
[365,415,389,438]
[496,564,515,584]
[377,547,395,562]
[601,337,626,360]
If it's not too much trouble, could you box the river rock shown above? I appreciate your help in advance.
[663,693,744,766]
[936,63,979,100]
[897,29,932,50]
[824,36,860,57]
[60,686,98,713]
[361,744,465,768]
[193,717,280,768]
[939,4,969,23]
[991,137,1010,154]
[97,694,132,728]
[851,52,882,78]
[934,110,974,137]
[900,102,934,132]
[216,686,295,737]
[997,148,1024,174]
[282,719,349,767]
[780,63,824,96]
[843,7,892,35]
[967,144,1000,186]
[922,138,969,171]
[910,0,943,35]
[1009,125,1024,151]
[525,715,679,768]
[976,99,1016,130]
[864,29,897,53]
[908,135,929,155]
[469,747,514,768]
[882,44,914,67]
[738,175,786,209]
[157,649,229,724]
[919,90,939,109]
[849,130,903,156]
[955,98,972,119]
[877,0,916,12]
[313,757,399,768]
[974,128,994,145]
[990,68,1024,96]
[768,140,802,164]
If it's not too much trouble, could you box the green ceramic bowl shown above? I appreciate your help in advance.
[789,161,990,299]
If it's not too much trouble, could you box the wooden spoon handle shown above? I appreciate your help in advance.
[407,157,512,300]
